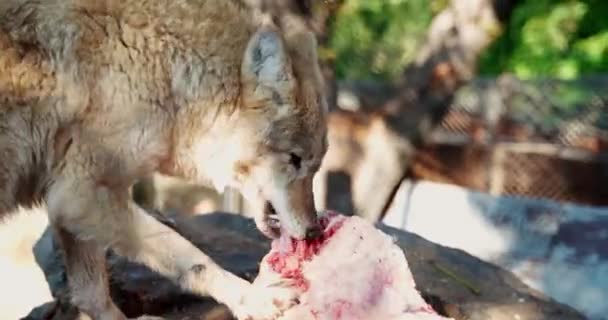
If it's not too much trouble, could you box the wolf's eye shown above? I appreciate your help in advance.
[289,153,302,170]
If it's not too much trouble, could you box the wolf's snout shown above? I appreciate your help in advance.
[305,224,322,241]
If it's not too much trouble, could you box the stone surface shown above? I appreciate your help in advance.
[384,180,608,319]
[21,212,584,320]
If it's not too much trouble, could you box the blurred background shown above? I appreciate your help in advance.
[131,0,608,319]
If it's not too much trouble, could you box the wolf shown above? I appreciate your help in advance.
[0,0,328,319]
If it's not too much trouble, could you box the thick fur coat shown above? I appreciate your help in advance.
[0,1,327,319]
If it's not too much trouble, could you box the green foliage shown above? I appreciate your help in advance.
[328,0,607,81]
[479,0,608,79]
[328,0,435,81]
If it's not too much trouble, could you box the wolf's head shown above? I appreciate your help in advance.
[184,20,328,240]
[236,22,328,240]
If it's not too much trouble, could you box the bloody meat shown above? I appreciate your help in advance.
[266,212,346,292]
[258,211,453,320]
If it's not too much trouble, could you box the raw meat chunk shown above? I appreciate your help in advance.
[254,211,453,320]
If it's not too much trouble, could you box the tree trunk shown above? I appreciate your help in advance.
[316,0,519,221]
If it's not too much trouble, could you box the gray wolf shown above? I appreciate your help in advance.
[0,0,327,319]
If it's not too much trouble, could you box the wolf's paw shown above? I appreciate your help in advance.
[233,281,299,320]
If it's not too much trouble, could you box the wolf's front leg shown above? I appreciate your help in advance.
[53,225,128,320]
[125,207,299,320]
[48,177,298,320]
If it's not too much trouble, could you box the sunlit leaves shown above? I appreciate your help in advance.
[329,0,433,80]
[329,0,607,81]
[479,0,608,79]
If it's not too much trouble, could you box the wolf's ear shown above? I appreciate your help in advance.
[242,28,294,94]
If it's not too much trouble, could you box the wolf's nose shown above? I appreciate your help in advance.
[305,225,323,241]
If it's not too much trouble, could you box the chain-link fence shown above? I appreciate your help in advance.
[415,74,608,206]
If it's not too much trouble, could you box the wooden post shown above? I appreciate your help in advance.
[489,144,506,196]
[222,187,243,214]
